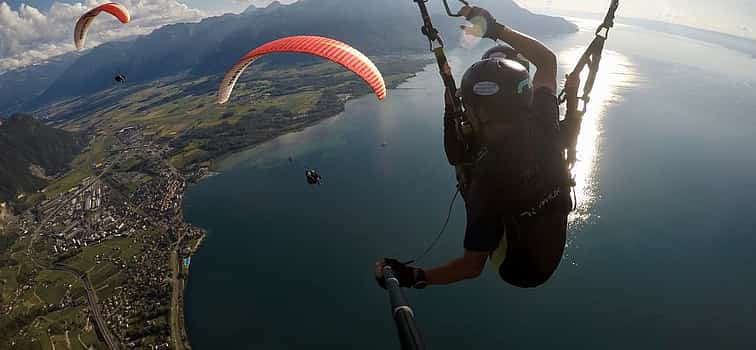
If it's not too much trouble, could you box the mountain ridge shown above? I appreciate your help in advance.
[0,114,87,203]
[0,0,576,115]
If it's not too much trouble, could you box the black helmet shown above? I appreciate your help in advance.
[460,58,533,123]
[482,45,530,72]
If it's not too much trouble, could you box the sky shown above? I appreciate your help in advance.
[0,0,295,72]
[0,0,754,73]
[514,0,755,39]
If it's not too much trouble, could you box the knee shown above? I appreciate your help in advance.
[498,258,561,288]
[501,268,557,288]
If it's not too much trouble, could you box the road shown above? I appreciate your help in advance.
[51,264,120,350]
[140,166,190,350]
[104,159,190,350]
[115,166,190,350]
[23,154,122,350]
[169,248,187,350]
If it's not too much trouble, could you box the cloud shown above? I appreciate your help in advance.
[0,0,205,73]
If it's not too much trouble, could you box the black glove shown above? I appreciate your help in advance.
[461,6,499,39]
[376,258,428,289]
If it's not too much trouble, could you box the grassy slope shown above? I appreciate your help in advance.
[0,115,86,203]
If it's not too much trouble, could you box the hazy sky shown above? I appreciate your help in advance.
[180,0,756,40]
[0,0,754,73]
[514,0,755,40]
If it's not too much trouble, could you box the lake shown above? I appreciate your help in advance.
[183,17,756,349]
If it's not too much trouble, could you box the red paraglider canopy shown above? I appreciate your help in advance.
[218,36,386,104]
[92,3,130,23]
[74,3,130,50]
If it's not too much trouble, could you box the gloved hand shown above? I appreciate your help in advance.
[375,258,428,289]
[458,6,500,39]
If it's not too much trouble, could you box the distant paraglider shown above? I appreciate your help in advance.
[305,169,322,185]
[114,73,127,84]
[217,36,386,104]
[74,3,130,50]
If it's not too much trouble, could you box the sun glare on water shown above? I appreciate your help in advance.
[558,48,638,226]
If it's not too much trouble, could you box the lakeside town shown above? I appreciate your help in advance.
[1,125,205,349]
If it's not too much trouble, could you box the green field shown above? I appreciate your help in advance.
[43,168,91,199]
[35,270,77,305]
[0,233,143,348]
[60,237,141,273]
[5,305,104,350]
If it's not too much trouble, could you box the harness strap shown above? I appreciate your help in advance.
[558,0,620,210]
[414,0,481,189]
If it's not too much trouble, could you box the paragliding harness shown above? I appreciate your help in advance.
[412,0,619,209]
[558,0,620,210]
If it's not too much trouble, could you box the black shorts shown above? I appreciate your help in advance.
[463,184,570,288]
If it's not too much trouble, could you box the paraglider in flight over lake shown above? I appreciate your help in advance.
[74,3,130,50]
[217,36,386,104]
[114,73,126,83]
[305,169,322,185]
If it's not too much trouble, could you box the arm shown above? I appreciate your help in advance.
[424,250,488,285]
[374,250,488,288]
[460,6,558,93]
[490,25,557,93]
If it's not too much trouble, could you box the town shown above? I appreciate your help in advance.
[2,125,204,349]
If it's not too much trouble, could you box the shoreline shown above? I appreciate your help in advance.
[174,70,429,348]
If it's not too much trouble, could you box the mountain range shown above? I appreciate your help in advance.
[0,0,577,116]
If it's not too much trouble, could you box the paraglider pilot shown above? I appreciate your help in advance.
[376,5,576,289]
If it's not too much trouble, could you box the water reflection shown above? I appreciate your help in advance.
[558,48,638,226]
[216,113,347,171]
